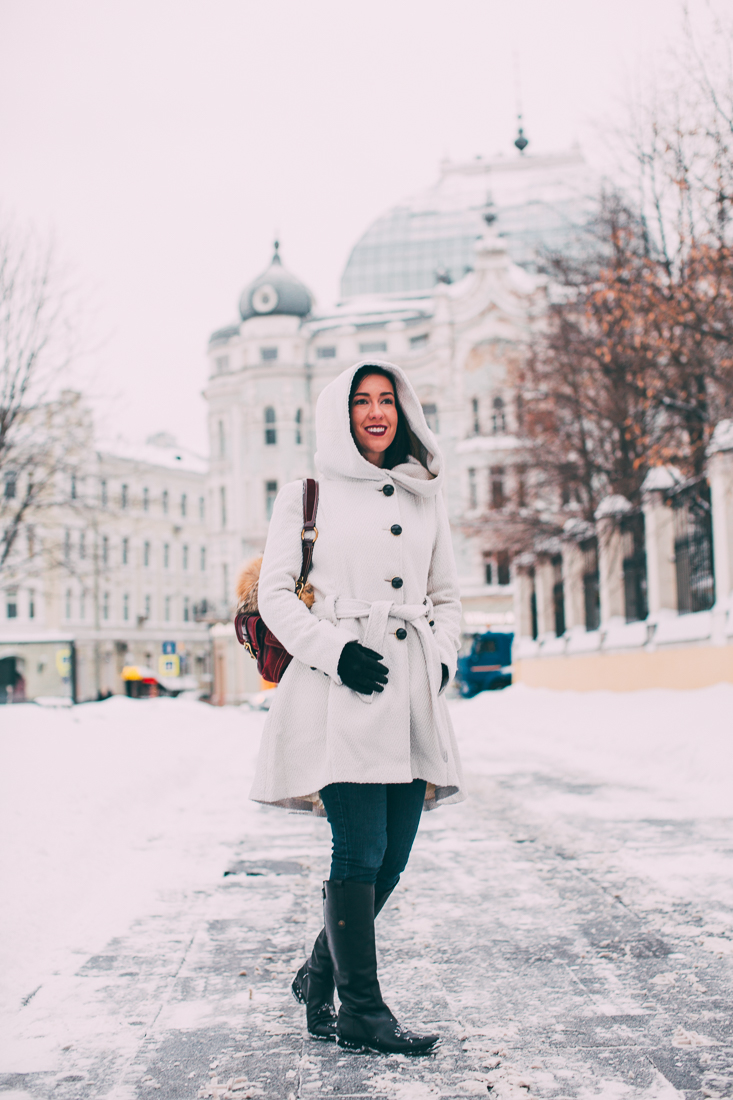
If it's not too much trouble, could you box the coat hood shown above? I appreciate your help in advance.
[314,360,443,497]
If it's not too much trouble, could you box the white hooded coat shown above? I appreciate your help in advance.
[249,360,465,814]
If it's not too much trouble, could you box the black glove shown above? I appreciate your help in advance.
[338,641,389,695]
[440,663,449,693]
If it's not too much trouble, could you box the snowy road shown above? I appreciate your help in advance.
[1,686,732,1100]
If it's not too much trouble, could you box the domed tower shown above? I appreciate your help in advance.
[238,241,313,323]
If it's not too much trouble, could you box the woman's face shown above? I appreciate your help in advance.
[350,373,398,467]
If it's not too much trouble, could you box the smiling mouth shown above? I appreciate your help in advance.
[365,426,388,435]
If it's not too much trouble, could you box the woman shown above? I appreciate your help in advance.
[251,360,465,1055]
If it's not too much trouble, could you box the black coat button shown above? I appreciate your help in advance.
[396,628,407,640]
[429,620,435,627]
[382,484,394,496]
[391,576,403,589]
[390,524,402,535]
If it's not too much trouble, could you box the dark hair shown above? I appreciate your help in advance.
[349,366,418,469]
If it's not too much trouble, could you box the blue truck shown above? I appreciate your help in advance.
[456,631,513,697]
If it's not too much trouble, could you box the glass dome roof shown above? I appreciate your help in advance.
[340,149,596,300]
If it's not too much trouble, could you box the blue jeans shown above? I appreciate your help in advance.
[319,780,427,895]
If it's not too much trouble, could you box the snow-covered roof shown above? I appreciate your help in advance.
[98,433,207,476]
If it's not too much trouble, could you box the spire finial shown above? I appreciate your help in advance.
[512,50,529,154]
[272,238,282,264]
[514,116,529,154]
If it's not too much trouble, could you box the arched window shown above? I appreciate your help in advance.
[295,408,303,445]
[492,396,506,434]
[264,407,277,446]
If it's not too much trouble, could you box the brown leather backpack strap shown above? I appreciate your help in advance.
[296,478,319,595]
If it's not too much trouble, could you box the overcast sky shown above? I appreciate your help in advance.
[0,0,715,452]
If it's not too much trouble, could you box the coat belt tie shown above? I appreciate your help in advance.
[319,595,440,707]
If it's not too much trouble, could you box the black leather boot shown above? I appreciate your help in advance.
[324,879,439,1055]
[291,885,396,1040]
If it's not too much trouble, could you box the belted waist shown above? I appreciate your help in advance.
[317,595,438,704]
[319,595,434,653]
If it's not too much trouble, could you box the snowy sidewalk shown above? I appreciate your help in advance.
[1,687,732,1099]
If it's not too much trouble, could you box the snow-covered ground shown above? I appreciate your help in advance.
[1,685,732,1099]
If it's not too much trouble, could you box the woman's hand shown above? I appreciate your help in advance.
[338,642,389,695]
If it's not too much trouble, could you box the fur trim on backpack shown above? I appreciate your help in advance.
[235,556,314,614]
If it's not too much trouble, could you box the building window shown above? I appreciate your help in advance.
[471,397,480,435]
[162,489,169,514]
[198,496,205,520]
[27,527,35,558]
[182,544,189,570]
[4,472,17,499]
[316,346,336,359]
[121,484,128,509]
[468,468,477,510]
[485,561,493,585]
[123,593,129,621]
[215,355,229,373]
[260,347,278,361]
[492,396,506,434]
[100,479,108,507]
[422,403,439,434]
[264,406,277,445]
[143,540,150,567]
[6,589,18,619]
[122,537,129,565]
[200,546,206,572]
[181,493,187,517]
[222,563,229,602]
[102,536,109,566]
[497,550,511,586]
[218,420,226,457]
[359,341,387,354]
[79,590,85,620]
[164,596,171,622]
[183,597,190,622]
[65,589,72,619]
[163,543,170,569]
[220,486,227,528]
[265,480,278,520]
[70,473,77,500]
[28,590,35,619]
[295,408,303,445]
[490,467,506,509]
[516,466,527,508]
[79,531,85,560]
[144,594,151,619]
[410,333,429,349]
[64,529,71,561]
[143,487,149,512]
[102,591,109,620]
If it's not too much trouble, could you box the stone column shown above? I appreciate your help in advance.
[642,468,679,616]
[534,555,556,640]
[595,496,631,626]
[708,420,733,609]
[512,555,535,641]
[561,536,587,633]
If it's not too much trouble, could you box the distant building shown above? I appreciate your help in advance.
[0,393,211,702]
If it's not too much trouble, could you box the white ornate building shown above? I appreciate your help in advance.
[205,148,594,699]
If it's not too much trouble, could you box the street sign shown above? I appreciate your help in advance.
[162,641,176,655]
[159,654,180,678]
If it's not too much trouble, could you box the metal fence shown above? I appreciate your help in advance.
[581,537,600,631]
[671,480,715,614]
[621,511,648,623]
